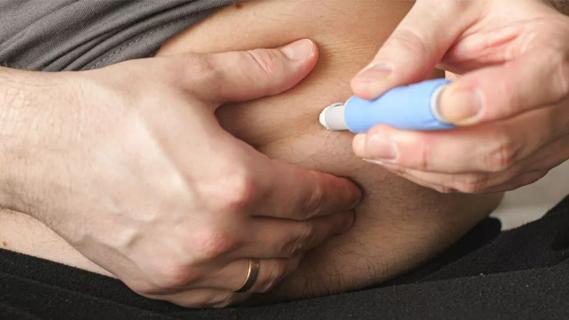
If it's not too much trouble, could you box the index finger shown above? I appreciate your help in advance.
[254,159,362,220]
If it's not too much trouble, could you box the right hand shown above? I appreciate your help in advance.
[2,39,361,308]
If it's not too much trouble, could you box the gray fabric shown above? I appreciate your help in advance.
[0,0,234,71]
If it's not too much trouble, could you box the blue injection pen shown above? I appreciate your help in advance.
[319,78,454,133]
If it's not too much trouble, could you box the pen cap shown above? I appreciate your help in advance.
[344,78,453,133]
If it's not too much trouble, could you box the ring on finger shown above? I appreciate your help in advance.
[234,258,260,293]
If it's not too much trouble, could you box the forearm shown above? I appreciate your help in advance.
[0,67,62,215]
[0,67,31,212]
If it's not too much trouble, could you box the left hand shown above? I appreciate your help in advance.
[350,0,569,193]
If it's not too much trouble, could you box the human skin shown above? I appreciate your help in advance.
[352,0,569,193]
[0,40,362,309]
[0,0,502,303]
[160,0,503,299]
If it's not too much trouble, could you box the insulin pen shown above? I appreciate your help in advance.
[319,79,455,133]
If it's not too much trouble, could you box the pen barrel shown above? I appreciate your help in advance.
[344,79,453,133]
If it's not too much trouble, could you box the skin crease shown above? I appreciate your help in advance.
[0,0,502,301]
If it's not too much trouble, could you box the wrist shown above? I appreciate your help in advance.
[0,67,61,215]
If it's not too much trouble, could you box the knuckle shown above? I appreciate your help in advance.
[454,174,490,194]
[183,55,219,84]
[219,170,258,212]
[177,55,223,99]
[211,294,237,308]
[246,48,285,78]
[146,262,197,293]
[194,227,237,261]
[486,134,518,172]
[259,261,287,293]
[282,224,314,257]
[455,182,482,194]
[160,268,193,290]
[430,179,456,194]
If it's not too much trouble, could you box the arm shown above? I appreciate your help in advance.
[0,45,361,308]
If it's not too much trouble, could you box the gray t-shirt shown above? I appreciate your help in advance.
[0,0,233,71]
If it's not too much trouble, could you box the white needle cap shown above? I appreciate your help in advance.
[319,103,349,131]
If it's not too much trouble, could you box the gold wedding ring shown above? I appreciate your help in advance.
[235,259,260,293]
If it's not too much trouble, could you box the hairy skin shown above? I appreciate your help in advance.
[0,0,502,302]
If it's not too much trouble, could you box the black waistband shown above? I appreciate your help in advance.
[1,196,568,320]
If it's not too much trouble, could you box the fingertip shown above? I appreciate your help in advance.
[334,173,362,209]
[280,39,318,62]
[438,82,484,125]
[276,39,320,91]
[280,39,320,77]
[216,39,320,102]
[352,133,367,157]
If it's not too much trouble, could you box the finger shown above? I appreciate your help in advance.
[523,133,569,172]
[351,0,471,99]
[482,170,548,193]
[235,257,301,294]
[254,159,362,220]
[190,257,301,294]
[354,124,495,173]
[186,39,319,104]
[380,163,500,194]
[437,48,569,125]
[146,288,235,308]
[353,101,569,173]
[484,147,568,193]
[484,132,569,189]
[376,132,569,193]
[376,163,451,193]
[238,213,354,258]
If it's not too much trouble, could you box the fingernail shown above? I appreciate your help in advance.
[353,62,393,97]
[281,39,315,61]
[352,134,367,156]
[366,134,398,162]
[438,86,484,125]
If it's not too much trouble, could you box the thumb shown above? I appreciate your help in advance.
[437,47,569,125]
[351,1,471,100]
[186,39,319,104]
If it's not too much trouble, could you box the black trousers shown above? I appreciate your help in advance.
[2,196,569,320]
